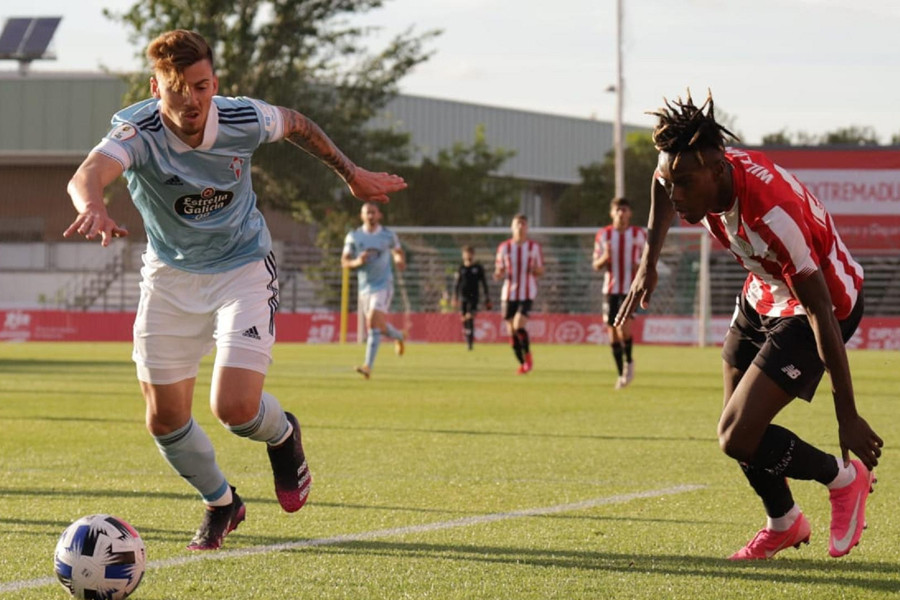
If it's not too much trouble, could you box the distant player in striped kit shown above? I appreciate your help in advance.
[593,197,646,389]
[64,30,406,551]
[494,214,544,374]
[618,90,882,560]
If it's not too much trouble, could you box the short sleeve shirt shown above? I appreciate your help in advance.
[91,95,284,273]
[343,225,401,294]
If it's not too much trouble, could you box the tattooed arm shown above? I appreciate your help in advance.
[278,107,407,203]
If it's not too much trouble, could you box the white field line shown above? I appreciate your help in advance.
[1,484,704,593]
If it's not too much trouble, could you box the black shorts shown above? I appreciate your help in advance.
[502,299,533,321]
[603,294,627,326]
[721,291,864,401]
[460,297,478,316]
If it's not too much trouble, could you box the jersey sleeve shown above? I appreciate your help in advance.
[390,230,402,250]
[90,116,149,171]
[243,97,285,144]
[342,232,356,257]
[533,241,544,268]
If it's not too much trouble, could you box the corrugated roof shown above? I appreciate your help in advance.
[0,73,647,183]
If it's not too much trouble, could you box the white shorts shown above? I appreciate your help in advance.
[133,249,279,383]
[360,287,393,314]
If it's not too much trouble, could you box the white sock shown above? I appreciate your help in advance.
[826,458,857,490]
[207,486,233,507]
[767,504,801,532]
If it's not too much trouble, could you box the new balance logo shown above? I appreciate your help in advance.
[164,175,184,185]
[242,326,261,340]
[781,364,802,380]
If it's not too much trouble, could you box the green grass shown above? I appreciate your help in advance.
[1,342,899,599]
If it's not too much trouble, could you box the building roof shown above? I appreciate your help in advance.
[0,72,647,182]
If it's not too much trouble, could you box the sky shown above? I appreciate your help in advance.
[9,0,900,145]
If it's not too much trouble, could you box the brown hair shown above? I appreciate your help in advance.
[462,245,474,254]
[610,197,630,209]
[147,30,214,95]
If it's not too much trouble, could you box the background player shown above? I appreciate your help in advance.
[494,214,544,374]
[64,30,406,551]
[342,202,407,379]
[593,197,646,389]
[617,90,882,560]
[453,245,492,350]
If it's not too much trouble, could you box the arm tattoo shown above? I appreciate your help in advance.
[283,108,356,184]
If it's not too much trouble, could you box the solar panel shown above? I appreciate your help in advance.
[21,17,61,58]
[0,17,61,59]
[0,18,31,56]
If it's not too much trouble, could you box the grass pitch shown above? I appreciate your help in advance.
[0,341,898,599]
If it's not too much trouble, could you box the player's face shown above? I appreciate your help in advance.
[611,205,631,228]
[511,218,528,241]
[462,251,474,265]
[361,204,381,227]
[151,59,218,144]
[656,150,726,224]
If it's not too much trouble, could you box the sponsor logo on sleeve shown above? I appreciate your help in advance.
[109,123,137,142]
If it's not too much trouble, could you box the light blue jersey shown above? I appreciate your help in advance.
[343,226,401,294]
[92,95,284,273]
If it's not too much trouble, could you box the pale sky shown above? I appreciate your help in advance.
[9,0,900,145]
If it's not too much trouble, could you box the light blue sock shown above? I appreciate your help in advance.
[154,418,229,503]
[227,392,292,446]
[384,323,403,340]
[365,329,381,369]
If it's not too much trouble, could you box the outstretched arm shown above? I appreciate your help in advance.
[791,270,882,469]
[615,177,674,326]
[278,107,406,203]
[64,152,129,247]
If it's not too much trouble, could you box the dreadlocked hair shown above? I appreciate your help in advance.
[646,89,739,170]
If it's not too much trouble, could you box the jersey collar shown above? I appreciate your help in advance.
[159,99,220,154]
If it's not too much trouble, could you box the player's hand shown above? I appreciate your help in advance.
[64,208,129,247]
[614,264,657,327]
[839,414,883,471]
[485,300,493,310]
[348,168,407,204]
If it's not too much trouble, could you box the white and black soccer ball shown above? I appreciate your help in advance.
[53,514,146,600]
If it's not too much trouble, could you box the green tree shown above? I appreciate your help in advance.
[761,130,793,146]
[389,125,521,226]
[105,0,437,224]
[555,131,656,228]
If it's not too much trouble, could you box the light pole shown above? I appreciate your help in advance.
[612,0,625,198]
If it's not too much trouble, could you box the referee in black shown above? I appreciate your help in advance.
[453,245,492,350]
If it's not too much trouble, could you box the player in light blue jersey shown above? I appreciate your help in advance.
[64,30,406,550]
[341,202,407,378]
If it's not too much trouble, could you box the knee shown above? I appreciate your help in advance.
[717,420,756,463]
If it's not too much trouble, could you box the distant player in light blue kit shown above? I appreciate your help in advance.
[63,30,406,551]
[341,202,407,379]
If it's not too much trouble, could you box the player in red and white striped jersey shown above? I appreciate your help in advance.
[494,214,544,374]
[618,90,882,560]
[593,197,647,389]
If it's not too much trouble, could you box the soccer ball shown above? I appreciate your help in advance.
[53,514,146,600]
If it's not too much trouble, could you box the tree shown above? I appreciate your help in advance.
[555,131,657,228]
[105,0,437,224]
[388,125,521,226]
[760,126,881,146]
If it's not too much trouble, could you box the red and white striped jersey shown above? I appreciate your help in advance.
[594,225,647,295]
[495,238,543,301]
[701,148,863,319]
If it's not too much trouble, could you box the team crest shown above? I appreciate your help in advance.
[229,157,244,179]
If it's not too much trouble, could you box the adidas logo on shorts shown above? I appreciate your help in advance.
[242,326,261,340]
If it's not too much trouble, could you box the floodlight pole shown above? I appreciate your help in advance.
[613,0,625,199]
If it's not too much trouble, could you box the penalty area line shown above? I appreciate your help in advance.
[0,483,704,593]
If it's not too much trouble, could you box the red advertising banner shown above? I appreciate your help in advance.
[761,148,900,250]
[3,310,900,350]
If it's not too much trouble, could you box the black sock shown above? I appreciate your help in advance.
[624,338,633,363]
[742,424,840,517]
[511,335,524,363]
[516,328,530,355]
[464,318,474,348]
[611,342,624,376]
